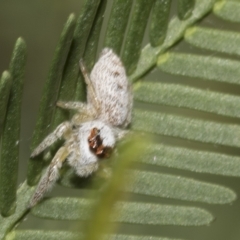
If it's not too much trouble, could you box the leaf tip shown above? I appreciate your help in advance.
[206,211,215,225]
[16,37,27,49]
[1,201,17,217]
[1,70,11,81]
[68,13,76,23]
[223,188,237,204]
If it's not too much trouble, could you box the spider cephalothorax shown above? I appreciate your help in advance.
[29,48,132,207]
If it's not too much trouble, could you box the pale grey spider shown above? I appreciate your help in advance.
[29,48,132,207]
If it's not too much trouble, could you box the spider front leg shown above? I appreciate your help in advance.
[31,121,71,158]
[29,146,71,208]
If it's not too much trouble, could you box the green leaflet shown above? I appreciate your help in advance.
[185,26,240,56]
[126,170,236,204]
[140,143,240,177]
[0,38,27,217]
[214,1,240,22]
[84,0,107,71]
[73,0,101,102]
[116,202,212,226]
[108,236,184,240]
[104,0,133,54]
[122,0,154,74]
[32,198,213,226]
[59,169,236,204]
[158,52,240,85]
[0,71,12,137]
[150,0,171,47]
[133,109,240,148]
[134,81,240,118]
[7,231,79,240]
[9,231,184,240]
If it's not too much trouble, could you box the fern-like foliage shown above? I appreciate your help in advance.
[1,0,240,239]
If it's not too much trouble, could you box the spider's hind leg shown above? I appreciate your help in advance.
[57,101,90,112]
[28,146,70,208]
[31,121,71,158]
[79,59,100,112]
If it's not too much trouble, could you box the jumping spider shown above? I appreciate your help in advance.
[29,48,132,207]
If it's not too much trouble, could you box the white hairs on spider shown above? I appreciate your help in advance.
[28,48,132,208]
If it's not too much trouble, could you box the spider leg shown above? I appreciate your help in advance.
[28,146,70,208]
[57,101,89,112]
[31,121,71,158]
[79,59,100,112]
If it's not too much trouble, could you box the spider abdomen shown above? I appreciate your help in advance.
[89,48,132,127]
